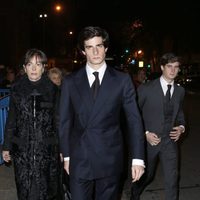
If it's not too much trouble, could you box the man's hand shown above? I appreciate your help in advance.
[170,126,184,141]
[146,132,161,146]
[131,165,145,182]
[64,160,70,175]
[2,151,11,162]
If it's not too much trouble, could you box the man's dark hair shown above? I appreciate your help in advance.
[77,26,109,51]
[160,53,182,66]
[24,49,47,65]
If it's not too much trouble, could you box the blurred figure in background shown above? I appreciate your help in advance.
[48,67,63,87]
[0,67,16,88]
[133,68,147,88]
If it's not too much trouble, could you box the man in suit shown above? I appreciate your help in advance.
[59,26,145,200]
[131,53,185,200]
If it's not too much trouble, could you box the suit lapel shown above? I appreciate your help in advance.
[74,66,117,125]
[74,67,93,114]
[154,78,165,103]
[171,84,180,120]
[88,67,116,123]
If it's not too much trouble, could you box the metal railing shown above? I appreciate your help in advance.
[0,95,10,164]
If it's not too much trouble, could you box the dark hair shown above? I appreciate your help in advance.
[24,49,47,66]
[77,26,109,51]
[160,53,182,66]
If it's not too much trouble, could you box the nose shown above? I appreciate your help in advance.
[93,47,98,55]
[32,64,36,71]
[171,66,176,73]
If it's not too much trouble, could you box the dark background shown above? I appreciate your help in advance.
[0,0,200,71]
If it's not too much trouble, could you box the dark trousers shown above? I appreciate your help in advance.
[131,137,179,200]
[70,175,121,200]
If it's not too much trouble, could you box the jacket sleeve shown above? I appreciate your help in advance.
[122,74,145,160]
[59,78,74,157]
[175,88,185,126]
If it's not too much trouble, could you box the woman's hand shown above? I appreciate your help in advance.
[2,151,11,162]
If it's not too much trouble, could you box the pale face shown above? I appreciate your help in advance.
[161,62,180,82]
[49,73,61,86]
[24,56,45,82]
[137,70,146,83]
[82,36,107,70]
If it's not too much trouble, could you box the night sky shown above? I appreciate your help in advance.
[1,0,200,66]
[53,0,200,53]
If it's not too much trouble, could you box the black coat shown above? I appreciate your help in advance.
[3,74,61,200]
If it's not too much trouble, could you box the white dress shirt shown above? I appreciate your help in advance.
[160,76,174,96]
[86,62,107,86]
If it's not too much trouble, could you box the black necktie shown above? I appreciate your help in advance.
[91,72,100,100]
[165,84,172,102]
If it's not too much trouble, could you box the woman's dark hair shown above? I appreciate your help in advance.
[24,49,47,65]
[160,52,182,66]
[77,26,109,51]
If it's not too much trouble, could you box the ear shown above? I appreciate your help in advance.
[81,50,86,56]
[160,65,164,71]
[23,65,27,73]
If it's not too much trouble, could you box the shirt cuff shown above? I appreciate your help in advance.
[64,157,70,161]
[132,159,145,168]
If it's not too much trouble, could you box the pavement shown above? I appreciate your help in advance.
[0,91,200,200]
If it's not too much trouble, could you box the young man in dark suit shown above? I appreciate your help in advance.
[131,53,185,200]
[59,26,145,200]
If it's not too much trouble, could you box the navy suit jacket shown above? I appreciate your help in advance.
[59,66,144,179]
[137,78,185,137]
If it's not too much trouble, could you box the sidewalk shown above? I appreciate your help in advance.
[0,164,17,200]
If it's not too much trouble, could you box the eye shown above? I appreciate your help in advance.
[97,44,104,48]
[26,63,32,67]
[37,63,43,67]
[85,46,92,50]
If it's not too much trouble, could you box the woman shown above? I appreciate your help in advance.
[2,49,61,200]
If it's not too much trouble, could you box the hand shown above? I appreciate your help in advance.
[64,160,70,175]
[2,151,11,162]
[170,126,184,142]
[146,132,161,146]
[131,165,145,182]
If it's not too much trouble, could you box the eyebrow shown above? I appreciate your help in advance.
[166,64,179,67]
[85,43,104,47]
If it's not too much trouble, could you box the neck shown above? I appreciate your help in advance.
[87,62,105,71]
[162,75,173,84]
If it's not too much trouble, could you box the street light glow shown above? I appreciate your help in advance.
[55,4,62,12]
[39,14,48,18]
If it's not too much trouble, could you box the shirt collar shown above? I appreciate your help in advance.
[160,76,175,94]
[86,62,107,83]
[160,76,174,87]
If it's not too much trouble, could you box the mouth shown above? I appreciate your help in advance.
[93,56,100,59]
[31,73,37,76]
